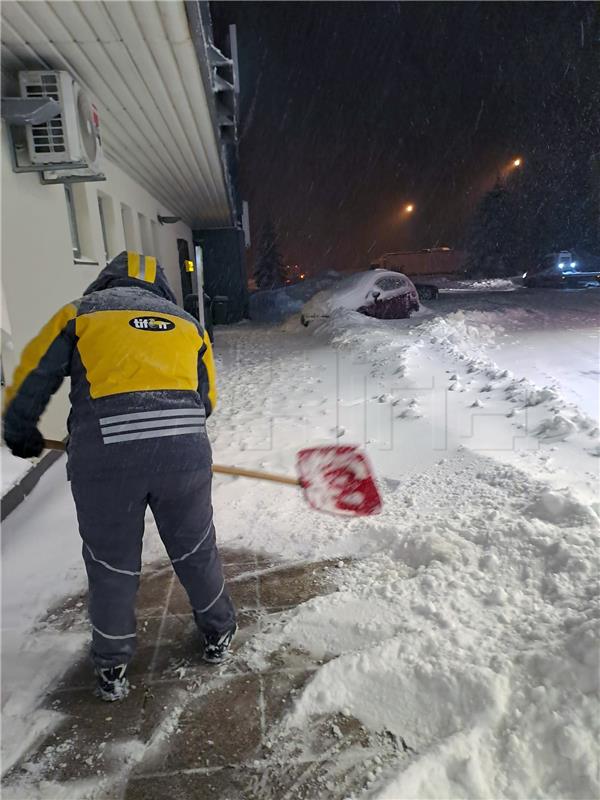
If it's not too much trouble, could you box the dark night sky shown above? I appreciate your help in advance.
[211,2,598,274]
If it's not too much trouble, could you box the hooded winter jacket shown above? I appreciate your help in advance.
[3,252,216,477]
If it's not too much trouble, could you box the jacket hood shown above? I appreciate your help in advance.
[84,251,178,304]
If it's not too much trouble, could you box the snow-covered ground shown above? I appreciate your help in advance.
[2,285,599,797]
[212,286,600,799]
[1,461,168,774]
[487,324,599,421]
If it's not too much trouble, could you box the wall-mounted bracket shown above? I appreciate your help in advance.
[0,96,61,126]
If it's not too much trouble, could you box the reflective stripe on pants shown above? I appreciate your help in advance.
[71,467,236,668]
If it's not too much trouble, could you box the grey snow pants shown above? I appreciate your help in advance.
[70,467,236,668]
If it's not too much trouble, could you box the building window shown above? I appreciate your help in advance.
[65,185,81,258]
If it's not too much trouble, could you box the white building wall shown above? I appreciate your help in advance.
[1,121,200,438]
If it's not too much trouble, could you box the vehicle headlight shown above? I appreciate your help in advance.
[570,261,577,268]
[558,262,565,269]
[522,272,527,278]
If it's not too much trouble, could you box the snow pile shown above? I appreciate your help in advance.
[242,452,600,800]
[423,311,497,356]
[525,487,597,525]
[305,305,431,383]
[397,398,422,419]
[249,271,341,322]
[416,311,599,445]
[436,277,517,293]
[535,413,578,441]
[308,306,387,336]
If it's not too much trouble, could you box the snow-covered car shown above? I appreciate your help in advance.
[301,269,419,325]
[523,251,600,288]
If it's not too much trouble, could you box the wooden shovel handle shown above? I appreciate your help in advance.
[43,439,300,487]
[44,439,66,451]
[212,464,300,486]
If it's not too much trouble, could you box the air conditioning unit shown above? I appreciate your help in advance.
[18,70,103,175]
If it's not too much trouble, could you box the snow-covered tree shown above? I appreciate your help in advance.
[254,220,286,290]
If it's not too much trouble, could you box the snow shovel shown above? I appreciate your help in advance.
[43,439,382,517]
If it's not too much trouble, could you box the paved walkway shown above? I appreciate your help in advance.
[3,549,402,799]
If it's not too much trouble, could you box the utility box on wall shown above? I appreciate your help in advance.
[195,227,247,323]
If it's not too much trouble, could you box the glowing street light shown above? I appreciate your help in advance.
[512,158,522,167]
[405,203,414,213]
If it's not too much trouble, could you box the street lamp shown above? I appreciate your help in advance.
[512,158,522,167]
[405,203,414,214]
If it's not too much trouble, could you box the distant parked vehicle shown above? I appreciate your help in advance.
[301,269,419,325]
[369,247,465,300]
[523,251,600,288]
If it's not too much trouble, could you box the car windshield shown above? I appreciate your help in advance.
[375,276,406,291]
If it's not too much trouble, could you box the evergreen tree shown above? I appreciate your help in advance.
[465,181,519,278]
[254,220,285,290]
[467,150,599,279]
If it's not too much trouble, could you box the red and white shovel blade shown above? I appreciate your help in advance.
[296,445,382,516]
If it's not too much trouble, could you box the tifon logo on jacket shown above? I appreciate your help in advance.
[129,316,175,331]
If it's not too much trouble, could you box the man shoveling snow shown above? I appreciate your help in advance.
[2,252,237,700]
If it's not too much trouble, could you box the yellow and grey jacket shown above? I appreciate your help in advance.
[3,252,216,476]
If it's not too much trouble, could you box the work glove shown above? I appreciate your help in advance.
[5,427,45,459]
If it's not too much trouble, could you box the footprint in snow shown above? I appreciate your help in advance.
[398,402,422,419]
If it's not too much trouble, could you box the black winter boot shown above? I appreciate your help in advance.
[201,625,237,664]
[95,664,130,701]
